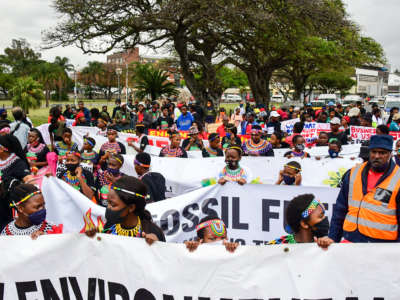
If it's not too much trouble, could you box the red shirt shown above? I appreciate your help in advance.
[48,115,65,123]
[367,170,384,192]
[137,112,144,123]
[216,125,226,137]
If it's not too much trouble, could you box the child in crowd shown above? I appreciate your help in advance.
[96,117,108,137]
[96,154,125,207]
[80,137,99,173]
[218,145,247,185]
[99,127,126,167]
[54,128,79,157]
[267,194,329,244]
[159,131,188,158]
[128,124,149,153]
[326,139,342,159]
[315,132,329,147]
[185,216,239,253]
[134,152,166,202]
[26,128,50,171]
[284,135,310,158]
[202,133,224,157]
[276,161,302,186]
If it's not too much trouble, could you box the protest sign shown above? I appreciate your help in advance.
[351,125,400,143]
[120,155,360,196]
[43,177,339,244]
[0,235,398,299]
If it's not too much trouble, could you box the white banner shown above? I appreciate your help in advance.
[120,155,360,197]
[43,177,339,244]
[0,235,399,299]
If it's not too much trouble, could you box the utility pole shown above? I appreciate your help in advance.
[74,66,78,106]
[125,62,129,104]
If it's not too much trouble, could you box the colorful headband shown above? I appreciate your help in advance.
[196,219,226,238]
[136,124,145,128]
[10,191,41,207]
[285,164,302,172]
[111,186,146,199]
[107,128,117,133]
[301,198,324,219]
[209,135,219,142]
[84,138,95,147]
[66,151,81,158]
[134,159,150,168]
[227,146,243,155]
[110,155,123,165]
[250,129,261,134]
[0,127,10,134]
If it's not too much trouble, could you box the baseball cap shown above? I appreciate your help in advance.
[330,117,341,125]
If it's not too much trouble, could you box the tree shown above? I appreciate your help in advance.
[34,62,64,107]
[97,63,119,100]
[10,77,44,113]
[54,56,74,101]
[131,63,178,101]
[310,71,356,94]
[217,67,248,90]
[1,39,41,77]
[79,61,104,99]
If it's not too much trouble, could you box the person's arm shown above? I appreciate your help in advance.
[276,170,283,185]
[119,142,126,154]
[76,167,94,200]
[202,148,210,157]
[181,148,188,158]
[140,136,149,152]
[328,172,350,242]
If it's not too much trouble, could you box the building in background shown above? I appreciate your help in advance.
[106,48,140,65]
[388,73,400,94]
[355,66,389,97]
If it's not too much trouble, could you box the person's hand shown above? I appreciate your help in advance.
[185,240,200,252]
[85,228,97,238]
[142,232,159,246]
[295,173,302,185]
[31,230,44,240]
[218,178,227,185]
[75,166,83,178]
[277,170,284,184]
[128,140,133,147]
[315,236,334,250]
[315,156,321,160]
[238,178,247,185]
[223,240,239,253]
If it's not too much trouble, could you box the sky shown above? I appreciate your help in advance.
[0,0,399,71]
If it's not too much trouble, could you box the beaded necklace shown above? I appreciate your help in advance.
[0,153,18,171]
[162,146,182,157]
[106,217,142,237]
[292,151,305,158]
[101,142,121,154]
[205,147,218,157]
[245,139,268,152]
[220,166,246,182]
[81,151,96,161]
[62,171,85,190]
[27,143,45,154]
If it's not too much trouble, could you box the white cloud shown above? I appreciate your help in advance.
[0,0,399,70]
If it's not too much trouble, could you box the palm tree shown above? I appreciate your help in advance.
[132,63,178,101]
[34,62,63,107]
[10,77,44,113]
[54,56,74,101]
[80,61,104,99]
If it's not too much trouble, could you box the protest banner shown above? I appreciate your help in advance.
[351,125,400,143]
[1,234,399,299]
[280,118,300,133]
[281,120,332,144]
[120,155,360,196]
[43,177,339,244]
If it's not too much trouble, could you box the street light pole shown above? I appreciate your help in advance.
[116,67,122,101]
[74,65,78,107]
[125,62,128,104]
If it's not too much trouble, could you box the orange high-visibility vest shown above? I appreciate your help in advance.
[343,162,400,240]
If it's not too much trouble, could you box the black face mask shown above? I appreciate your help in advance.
[225,160,239,169]
[105,207,127,225]
[311,217,330,238]
[65,163,79,173]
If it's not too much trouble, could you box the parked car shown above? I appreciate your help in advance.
[342,95,362,107]
[384,96,400,113]
[221,93,242,102]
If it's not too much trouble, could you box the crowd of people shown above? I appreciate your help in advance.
[0,96,399,251]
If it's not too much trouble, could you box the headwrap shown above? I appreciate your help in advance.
[10,191,41,207]
[196,219,226,238]
[301,198,324,219]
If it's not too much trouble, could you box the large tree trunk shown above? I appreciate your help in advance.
[45,89,50,107]
[246,68,272,108]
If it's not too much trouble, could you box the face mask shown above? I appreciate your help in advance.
[226,133,231,139]
[311,217,330,238]
[283,175,295,185]
[295,144,305,151]
[225,160,239,169]
[105,207,127,225]
[107,167,120,176]
[65,163,79,173]
[28,209,46,225]
[240,104,243,107]
[328,149,339,158]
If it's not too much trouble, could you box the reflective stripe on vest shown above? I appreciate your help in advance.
[344,163,399,240]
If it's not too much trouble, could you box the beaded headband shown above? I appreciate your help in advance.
[196,219,226,238]
[285,164,302,172]
[301,198,324,219]
[209,134,219,142]
[110,155,123,165]
[250,129,261,134]
[134,159,150,168]
[107,128,117,133]
[227,146,243,155]
[111,186,146,199]
[10,191,41,207]
[136,124,145,128]
[66,151,81,158]
[84,138,95,147]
